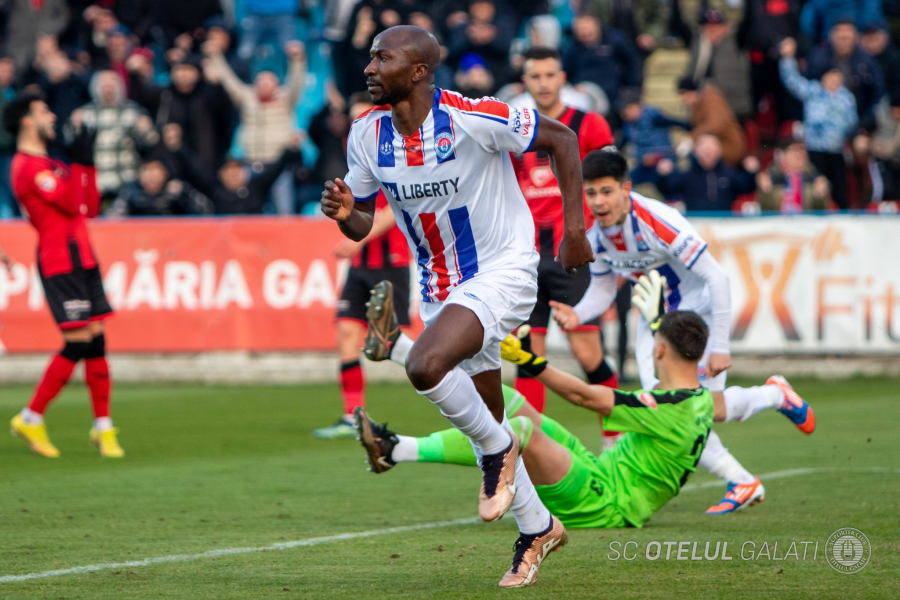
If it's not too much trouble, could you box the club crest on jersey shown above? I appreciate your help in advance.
[434,132,455,160]
[638,392,658,409]
[634,232,650,252]
[35,170,58,192]
[379,140,393,155]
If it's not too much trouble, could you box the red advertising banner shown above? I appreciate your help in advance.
[0,217,379,353]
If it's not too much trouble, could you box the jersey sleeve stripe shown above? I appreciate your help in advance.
[685,244,708,269]
[524,110,540,152]
[632,199,679,245]
[439,90,509,123]
[354,191,378,203]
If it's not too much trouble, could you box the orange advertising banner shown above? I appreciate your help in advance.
[0,217,365,353]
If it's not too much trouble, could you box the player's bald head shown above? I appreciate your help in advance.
[374,25,440,79]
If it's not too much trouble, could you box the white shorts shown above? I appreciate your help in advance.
[635,309,728,392]
[419,269,537,376]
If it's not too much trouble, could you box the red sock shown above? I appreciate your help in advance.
[84,357,111,418]
[515,376,546,413]
[28,353,77,415]
[340,360,365,415]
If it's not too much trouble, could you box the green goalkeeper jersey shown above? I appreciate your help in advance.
[597,387,714,527]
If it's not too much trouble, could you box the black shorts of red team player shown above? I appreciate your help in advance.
[38,242,113,331]
[527,228,600,334]
[337,266,411,327]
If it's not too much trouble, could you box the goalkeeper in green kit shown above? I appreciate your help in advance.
[355,271,718,529]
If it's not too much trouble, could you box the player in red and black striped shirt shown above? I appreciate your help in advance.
[313,189,411,438]
[4,91,123,458]
[510,47,620,417]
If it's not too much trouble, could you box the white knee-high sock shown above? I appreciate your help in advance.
[723,385,784,422]
[389,333,415,367]
[699,429,755,484]
[470,416,552,534]
[418,367,511,455]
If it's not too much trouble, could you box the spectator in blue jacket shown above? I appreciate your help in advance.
[655,133,758,212]
[800,0,885,42]
[806,19,885,133]
[562,14,642,113]
[237,0,299,62]
[780,37,858,208]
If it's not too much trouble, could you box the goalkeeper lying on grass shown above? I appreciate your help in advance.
[354,272,723,528]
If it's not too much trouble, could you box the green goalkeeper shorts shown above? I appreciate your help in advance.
[534,428,626,529]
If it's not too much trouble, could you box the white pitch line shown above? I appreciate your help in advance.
[1,466,896,584]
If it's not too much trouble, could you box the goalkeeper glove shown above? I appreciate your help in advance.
[500,332,548,377]
[632,270,667,331]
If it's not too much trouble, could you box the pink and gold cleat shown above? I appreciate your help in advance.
[498,516,568,588]
[478,433,519,522]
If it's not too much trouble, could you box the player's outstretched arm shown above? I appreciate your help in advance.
[530,118,593,273]
[500,334,613,415]
[321,178,376,242]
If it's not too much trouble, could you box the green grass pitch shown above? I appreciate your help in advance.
[0,376,897,598]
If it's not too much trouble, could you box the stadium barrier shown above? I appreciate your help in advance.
[0,215,898,356]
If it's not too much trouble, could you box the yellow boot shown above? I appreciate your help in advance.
[11,414,60,457]
[90,427,124,458]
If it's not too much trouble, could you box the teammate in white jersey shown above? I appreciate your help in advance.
[551,150,816,515]
[320,26,594,587]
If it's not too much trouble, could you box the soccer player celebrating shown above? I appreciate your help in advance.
[5,91,123,458]
[313,189,410,439]
[551,150,814,514]
[355,275,786,530]
[510,46,619,416]
[320,26,594,586]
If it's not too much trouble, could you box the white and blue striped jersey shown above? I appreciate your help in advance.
[588,192,712,314]
[343,88,541,303]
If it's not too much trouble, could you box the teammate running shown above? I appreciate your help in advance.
[509,46,619,416]
[551,150,814,514]
[4,91,123,458]
[355,275,785,530]
[320,25,593,586]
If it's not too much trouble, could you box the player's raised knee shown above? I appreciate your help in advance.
[405,345,451,391]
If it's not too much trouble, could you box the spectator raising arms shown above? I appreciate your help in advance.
[69,70,159,202]
[203,38,306,214]
[779,37,857,209]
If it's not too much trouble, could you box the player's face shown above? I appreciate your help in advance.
[522,58,565,111]
[28,101,57,143]
[365,35,414,105]
[584,176,631,228]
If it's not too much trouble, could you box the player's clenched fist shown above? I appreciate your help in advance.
[557,233,594,274]
[321,178,354,222]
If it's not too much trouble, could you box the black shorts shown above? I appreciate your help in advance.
[337,266,411,326]
[528,256,599,333]
[38,245,113,331]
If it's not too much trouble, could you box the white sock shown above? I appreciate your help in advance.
[391,435,419,462]
[93,417,113,432]
[418,367,510,455]
[21,408,44,425]
[503,416,552,533]
[699,429,755,484]
[389,333,415,367]
[723,385,784,422]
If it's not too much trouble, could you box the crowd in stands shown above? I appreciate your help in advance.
[0,0,899,218]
